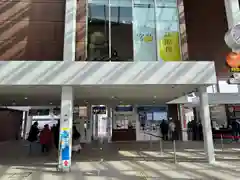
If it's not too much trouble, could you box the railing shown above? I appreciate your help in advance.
[143,131,178,163]
[213,134,240,151]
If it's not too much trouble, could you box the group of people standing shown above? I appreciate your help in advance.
[27,121,60,153]
[160,119,178,141]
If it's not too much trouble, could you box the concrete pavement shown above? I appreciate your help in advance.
[0,140,240,180]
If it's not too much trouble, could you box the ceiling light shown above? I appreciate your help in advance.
[24,97,28,100]
[49,102,53,105]
[111,96,115,99]
[12,102,16,105]
[153,96,157,99]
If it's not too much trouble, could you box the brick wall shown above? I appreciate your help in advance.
[0,108,23,142]
[183,0,229,75]
[76,0,87,61]
[0,0,65,60]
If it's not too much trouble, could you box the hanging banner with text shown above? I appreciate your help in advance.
[132,1,181,61]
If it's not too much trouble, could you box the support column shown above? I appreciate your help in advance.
[63,0,77,61]
[87,104,93,142]
[22,111,28,139]
[107,106,113,143]
[199,87,215,164]
[58,86,74,172]
[178,104,188,141]
[25,115,33,139]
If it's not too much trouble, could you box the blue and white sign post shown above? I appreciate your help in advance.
[58,86,73,172]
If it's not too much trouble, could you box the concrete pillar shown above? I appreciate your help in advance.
[58,86,74,172]
[63,0,77,61]
[22,111,28,139]
[178,104,188,141]
[25,115,33,139]
[87,104,92,142]
[107,106,113,142]
[199,87,215,164]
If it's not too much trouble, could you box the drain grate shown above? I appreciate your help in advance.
[7,172,32,179]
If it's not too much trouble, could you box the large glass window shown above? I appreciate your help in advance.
[132,0,156,61]
[87,0,110,61]
[156,0,181,61]
[86,0,180,61]
[110,0,133,61]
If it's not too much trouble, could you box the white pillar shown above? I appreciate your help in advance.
[22,111,28,139]
[107,106,113,142]
[25,115,33,139]
[63,0,77,61]
[58,86,73,172]
[199,87,215,164]
[87,105,92,143]
[178,104,188,141]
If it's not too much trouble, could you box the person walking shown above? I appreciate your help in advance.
[169,120,176,141]
[160,119,168,140]
[39,124,52,153]
[27,121,39,154]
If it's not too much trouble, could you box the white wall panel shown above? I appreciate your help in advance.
[0,61,216,85]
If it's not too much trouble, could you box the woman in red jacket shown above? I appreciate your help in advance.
[40,124,52,153]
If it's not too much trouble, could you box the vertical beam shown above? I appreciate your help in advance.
[178,104,188,141]
[63,0,77,61]
[199,87,215,164]
[22,111,28,139]
[87,104,92,142]
[58,86,74,172]
[177,0,188,60]
[107,106,113,142]
[76,0,87,61]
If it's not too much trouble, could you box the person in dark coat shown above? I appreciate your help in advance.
[27,121,39,154]
[53,122,60,149]
[160,120,169,140]
[27,122,39,142]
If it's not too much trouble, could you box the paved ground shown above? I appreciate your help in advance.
[0,140,240,180]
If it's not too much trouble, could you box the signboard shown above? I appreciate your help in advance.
[60,128,70,168]
[115,105,133,112]
[92,106,106,114]
[137,106,167,113]
[159,32,181,61]
[29,109,50,116]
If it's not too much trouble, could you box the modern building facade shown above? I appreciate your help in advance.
[0,0,238,171]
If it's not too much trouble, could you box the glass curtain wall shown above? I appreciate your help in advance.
[86,0,180,61]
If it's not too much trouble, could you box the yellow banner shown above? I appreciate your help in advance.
[159,32,181,61]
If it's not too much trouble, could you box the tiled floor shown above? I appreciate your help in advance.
[0,140,240,180]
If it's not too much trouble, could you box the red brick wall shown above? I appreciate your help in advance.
[0,109,23,142]
[183,0,229,75]
[76,0,86,61]
[0,0,65,60]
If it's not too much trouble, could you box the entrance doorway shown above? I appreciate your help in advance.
[112,105,136,141]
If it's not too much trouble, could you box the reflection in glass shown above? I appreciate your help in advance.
[85,0,180,61]
[132,0,157,61]
[110,0,133,61]
[87,0,133,61]
[87,0,110,61]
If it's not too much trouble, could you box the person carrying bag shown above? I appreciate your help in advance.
[72,125,81,153]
